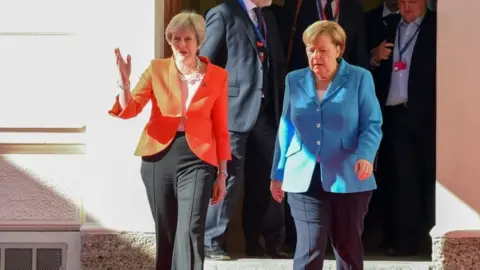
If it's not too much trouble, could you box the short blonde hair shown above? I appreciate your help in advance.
[165,11,206,47]
[303,21,346,57]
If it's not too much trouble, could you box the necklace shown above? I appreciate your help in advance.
[178,57,201,82]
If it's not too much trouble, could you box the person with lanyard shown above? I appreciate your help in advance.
[363,0,401,253]
[200,0,288,260]
[273,0,369,253]
[370,0,437,257]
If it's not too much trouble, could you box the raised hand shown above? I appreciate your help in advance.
[115,48,131,83]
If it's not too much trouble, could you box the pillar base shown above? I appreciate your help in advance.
[430,228,480,269]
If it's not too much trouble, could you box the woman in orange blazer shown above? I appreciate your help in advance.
[110,11,231,270]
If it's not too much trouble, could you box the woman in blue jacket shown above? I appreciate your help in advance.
[270,21,382,270]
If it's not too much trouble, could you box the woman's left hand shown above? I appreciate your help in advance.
[355,159,373,181]
[210,173,226,205]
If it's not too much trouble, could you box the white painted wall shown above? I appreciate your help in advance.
[0,0,161,233]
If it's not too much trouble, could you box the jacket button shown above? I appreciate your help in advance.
[316,123,320,128]
[317,141,320,145]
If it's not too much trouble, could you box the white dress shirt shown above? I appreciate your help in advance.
[242,0,260,26]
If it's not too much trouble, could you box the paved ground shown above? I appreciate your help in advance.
[205,258,431,270]
[212,186,433,269]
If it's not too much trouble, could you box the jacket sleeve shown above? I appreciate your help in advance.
[211,72,232,161]
[357,71,383,163]
[270,74,295,181]
[109,62,153,119]
[200,8,227,68]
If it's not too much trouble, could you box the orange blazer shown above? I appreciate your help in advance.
[109,56,231,166]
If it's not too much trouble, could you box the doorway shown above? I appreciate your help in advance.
[177,0,436,259]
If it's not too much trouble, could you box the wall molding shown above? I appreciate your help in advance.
[0,224,80,231]
[0,127,86,133]
[0,126,86,154]
[0,144,85,154]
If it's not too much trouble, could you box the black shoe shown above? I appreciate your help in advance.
[245,240,265,257]
[385,248,418,257]
[282,244,295,255]
[205,248,231,260]
[266,251,289,259]
[265,244,290,259]
[379,239,392,250]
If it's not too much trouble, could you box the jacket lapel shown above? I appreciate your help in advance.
[408,10,430,83]
[229,0,261,57]
[321,60,349,104]
[299,61,349,106]
[163,58,182,117]
[186,57,212,112]
[299,68,320,106]
[338,0,351,33]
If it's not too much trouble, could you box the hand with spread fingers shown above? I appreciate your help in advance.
[114,48,131,84]
[355,159,373,181]
[270,179,284,203]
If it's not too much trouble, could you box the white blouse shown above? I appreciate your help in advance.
[316,89,327,101]
[177,73,205,131]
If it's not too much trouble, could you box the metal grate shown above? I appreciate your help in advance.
[0,244,66,270]
[5,249,32,270]
[36,249,62,270]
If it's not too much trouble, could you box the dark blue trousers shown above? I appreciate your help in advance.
[288,165,372,270]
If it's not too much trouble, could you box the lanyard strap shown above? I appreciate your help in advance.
[397,25,420,60]
[316,0,340,21]
[237,0,268,48]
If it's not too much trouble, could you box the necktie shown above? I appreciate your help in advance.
[324,0,334,21]
[253,7,265,36]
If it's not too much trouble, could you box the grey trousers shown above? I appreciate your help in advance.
[141,132,215,270]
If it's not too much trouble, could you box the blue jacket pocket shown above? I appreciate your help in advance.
[286,138,302,157]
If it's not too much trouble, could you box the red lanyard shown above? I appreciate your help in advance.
[317,0,340,21]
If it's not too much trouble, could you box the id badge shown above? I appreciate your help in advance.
[259,52,265,62]
[393,60,407,71]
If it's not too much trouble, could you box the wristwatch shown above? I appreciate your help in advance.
[217,169,228,178]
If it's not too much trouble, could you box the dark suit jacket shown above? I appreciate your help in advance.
[200,0,287,133]
[365,4,400,52]
[278,0,369,71]
[374,10,436,132]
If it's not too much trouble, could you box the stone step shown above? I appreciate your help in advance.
[205,258,431,270]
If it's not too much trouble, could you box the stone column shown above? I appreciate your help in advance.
[431,1,480,269]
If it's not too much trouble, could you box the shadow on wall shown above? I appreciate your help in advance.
[0,156,156,269]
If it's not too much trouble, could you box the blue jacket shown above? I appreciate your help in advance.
[271,60,382,193]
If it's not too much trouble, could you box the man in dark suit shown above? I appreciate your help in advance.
[200,0,287,260]
[370,0,436,256]
[363,0,399,247]
[278,0,369,72]
[365,0,399,55]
